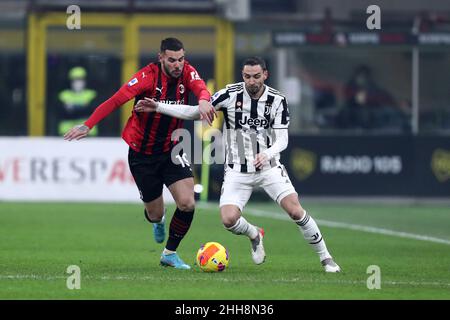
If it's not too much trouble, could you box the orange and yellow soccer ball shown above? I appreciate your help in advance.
[196,242,229,272]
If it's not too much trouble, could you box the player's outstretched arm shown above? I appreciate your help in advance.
[63,124,90,141]
[134,97,202,120]
[63,87,134,142]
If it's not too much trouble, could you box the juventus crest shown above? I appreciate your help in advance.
[264,102,272,115]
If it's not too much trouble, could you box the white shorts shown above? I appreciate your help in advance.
[219,165,297,212]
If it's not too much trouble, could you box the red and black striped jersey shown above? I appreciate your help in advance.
[84,61,210,155]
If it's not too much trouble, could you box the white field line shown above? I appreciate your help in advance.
[197,203,450,246]
[1,274,449,288]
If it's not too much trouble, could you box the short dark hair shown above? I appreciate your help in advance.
[160,37,184,52]
[242,56,267,71]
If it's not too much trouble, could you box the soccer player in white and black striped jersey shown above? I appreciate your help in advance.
[134,57,340,272]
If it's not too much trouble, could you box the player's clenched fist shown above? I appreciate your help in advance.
[253,153,269,169]
[63,124,90,141]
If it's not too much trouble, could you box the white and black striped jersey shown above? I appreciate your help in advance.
[211,82,290,173]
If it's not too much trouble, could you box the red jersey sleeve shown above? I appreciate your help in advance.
[84,90,129,129]
[84,67,154,129]
[120,66,154,100]
[185,64,211,102]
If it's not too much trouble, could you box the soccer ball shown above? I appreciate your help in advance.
[196,242,229,272]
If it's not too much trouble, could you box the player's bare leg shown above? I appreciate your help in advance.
[144,195,164,221]
[143,196,166,244]
[220,205,241,227]
[221,205,265,264]
[159,177,195,269]
[168,177,195,209]
[280,193,341,273]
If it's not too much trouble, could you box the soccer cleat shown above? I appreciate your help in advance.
[160,253,191,270]
[321,258,341,273]
[250,228,266,265]
[152,221,165,243]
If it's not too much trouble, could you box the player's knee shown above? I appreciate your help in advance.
[176,197,195,212]
[285,201,304,220]
[221,210,240,229]
[281,194,304,220]
[222,216,238,229]
[288,208,304,221]
[219,204,241,229]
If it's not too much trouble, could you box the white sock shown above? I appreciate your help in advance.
[226,216,258,240]
[295,212,331,261]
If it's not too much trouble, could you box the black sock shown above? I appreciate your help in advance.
[165,208,194,251]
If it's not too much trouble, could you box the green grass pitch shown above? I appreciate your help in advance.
[0,201,449,299]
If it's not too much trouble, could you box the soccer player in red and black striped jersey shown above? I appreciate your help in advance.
[64,38,216,269]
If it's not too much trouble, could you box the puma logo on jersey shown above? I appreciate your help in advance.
[155,87,163,94]
[238,115,268,127]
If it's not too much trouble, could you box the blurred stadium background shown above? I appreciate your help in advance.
[1,0,450,201]
[0,0,449,300]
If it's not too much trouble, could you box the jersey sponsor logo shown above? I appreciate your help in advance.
[238,115,268,127]
[128,78,138,87]
[158,99,183,105]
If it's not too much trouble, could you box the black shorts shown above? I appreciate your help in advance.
[128,148,193,202]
